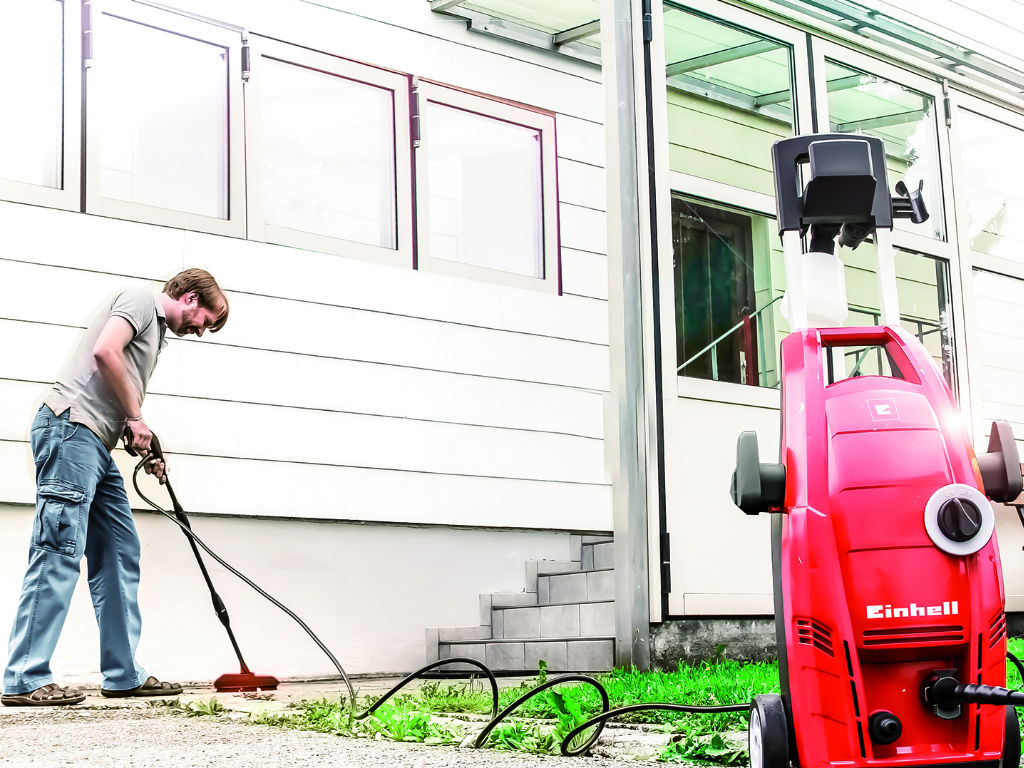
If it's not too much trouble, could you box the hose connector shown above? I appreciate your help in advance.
[921,670,1024,719]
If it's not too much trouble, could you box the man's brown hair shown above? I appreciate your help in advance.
[163,268,229,332]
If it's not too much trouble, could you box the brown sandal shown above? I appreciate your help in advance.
[100,675,182,698]
[2,682,86,707]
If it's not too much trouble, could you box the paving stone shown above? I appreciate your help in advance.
[548,572,588,603]
[486,641,526,671]
[580,601,615,636]
[540,604,581,638]
[592,541,615,570]
[537,576,550,605]
[567,639,614,671]
[525,641,568,672]
[587,569,614,601]
[501,606,541,639]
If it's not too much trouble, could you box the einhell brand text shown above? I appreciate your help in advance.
[866,602,959,619]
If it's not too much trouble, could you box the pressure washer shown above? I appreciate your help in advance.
[731,133,1024,768]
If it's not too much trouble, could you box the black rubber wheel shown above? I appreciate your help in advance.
[1002,706,1021,768]
[749,694,790,768]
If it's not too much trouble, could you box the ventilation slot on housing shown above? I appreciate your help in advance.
[989,614,1007,648]
[861,625,964,646]
[796,618,834,657]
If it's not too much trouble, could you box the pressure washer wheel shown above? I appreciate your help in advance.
[1002,705,1021,768]
[749,694,789,768]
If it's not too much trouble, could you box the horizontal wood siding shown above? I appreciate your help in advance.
[0,0,612,531]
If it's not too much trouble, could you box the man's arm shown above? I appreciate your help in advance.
[93,316,166,482]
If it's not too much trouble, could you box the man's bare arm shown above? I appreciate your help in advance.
[92,316,165,483]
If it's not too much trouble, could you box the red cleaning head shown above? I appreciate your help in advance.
[214,672,280,692]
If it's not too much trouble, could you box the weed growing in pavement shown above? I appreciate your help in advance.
[146,697,226,717]
[660,732,747,765]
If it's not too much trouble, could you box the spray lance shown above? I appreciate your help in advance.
[121,428,353,707]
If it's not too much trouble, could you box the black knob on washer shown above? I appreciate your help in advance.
[937,498,983,542]
[868,711,902,745]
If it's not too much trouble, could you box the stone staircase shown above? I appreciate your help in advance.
[426,536,615,673]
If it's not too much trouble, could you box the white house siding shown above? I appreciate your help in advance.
[0,0,610,681]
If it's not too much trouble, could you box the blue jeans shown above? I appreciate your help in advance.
[3,406,147,694]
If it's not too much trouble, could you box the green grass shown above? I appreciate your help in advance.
[226,646,1024,763]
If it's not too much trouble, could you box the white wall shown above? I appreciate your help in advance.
[0,504,573,680]
[0,0,611,680]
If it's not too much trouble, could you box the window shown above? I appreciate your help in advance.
[0,0,80,210]
[244,38,413,265]
[672,199,780,387]
[821,59,944,241]
[84,1,244,235]
[663,1,806,199]
[414,81,559,292]
[955,109,1024,267]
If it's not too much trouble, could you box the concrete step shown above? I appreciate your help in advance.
[581,540,614,571]
[581,535,613,545]
[538,568,613,604]
[479,593,537,626]
[439,637,614,672]
[493,601,614,639]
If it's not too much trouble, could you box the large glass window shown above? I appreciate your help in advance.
[261,60,397,249]
[0,1,63,189]
[96,16,228,218]
[663,3,797,197]
[415,82,558,292]
[424,103,543,277]
[84,3,243,236]
[823,60,944,241]
[956,110,1024,265]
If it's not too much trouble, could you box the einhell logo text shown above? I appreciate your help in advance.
[866,602,959,619]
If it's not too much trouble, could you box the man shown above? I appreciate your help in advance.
[1,268,229,706]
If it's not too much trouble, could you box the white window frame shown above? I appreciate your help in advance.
[413,80,559,294]
[0,0,81,211]
[946,90,1024,282]
[810,41,969,414]
[83,0,244,237]
[244,36,413,266]
[663,0,812,409]
[944,90,1024,446]
[810,40,957,262]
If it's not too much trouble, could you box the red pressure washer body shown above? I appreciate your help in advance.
[776,323,1007,768]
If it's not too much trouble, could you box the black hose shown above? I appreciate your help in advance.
[129,448,752,753]
[130,458,357,721]
[560,701,749,756]
[473,674,610,751]
[353,658,499,721]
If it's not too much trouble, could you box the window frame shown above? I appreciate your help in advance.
[413,80,560,294]
[662,0,811,407]
[83,0,245,237]
[0,0,81,212]
[946,89,1024,282]
[810,39,956,261]
[243,36,413,266]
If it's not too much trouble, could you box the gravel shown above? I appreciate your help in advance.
[0,705,670,768]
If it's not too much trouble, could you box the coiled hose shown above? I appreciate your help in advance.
[127,452,765,754]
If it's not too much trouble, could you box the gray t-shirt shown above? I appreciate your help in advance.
[44,287,167,451]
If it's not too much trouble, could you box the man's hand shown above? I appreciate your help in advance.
[124,418,154,455]
[143,455,168,485]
